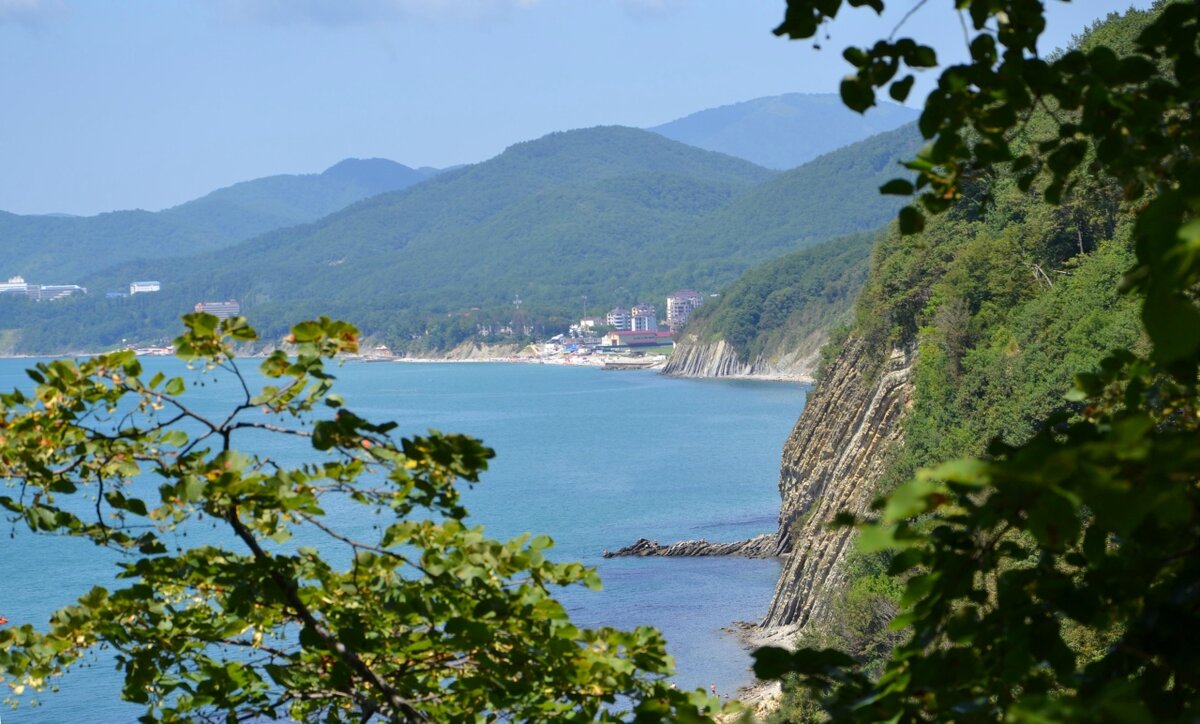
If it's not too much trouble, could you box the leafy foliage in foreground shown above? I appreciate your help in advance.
[754,1,1200,720]
[0,315,729,722]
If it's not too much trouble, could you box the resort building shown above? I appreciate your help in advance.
[129,281,161,295]
[0,276,29,295]
[30,284,86,301]
[606,307,631,331]
[601,330,673,347]
[194,300,241,319]
[630,304,658,332]
[666,290,703,332]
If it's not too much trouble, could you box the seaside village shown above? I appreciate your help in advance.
[0,272,703,366]
[529,289,707,368]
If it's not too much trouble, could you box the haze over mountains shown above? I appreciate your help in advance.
[650,93,918,169]
[0,93,922,353]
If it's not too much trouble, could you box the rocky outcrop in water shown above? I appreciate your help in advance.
[763,338,914,629]
[607,335,914,634]
[603,534,777,559]
[662,334,820,381]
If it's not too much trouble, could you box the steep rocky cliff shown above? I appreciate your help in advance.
[613,335,914,633]
[661,332,822,381]
[763,338,913,628]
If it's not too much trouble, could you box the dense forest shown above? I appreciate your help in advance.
[769,5,1160,717]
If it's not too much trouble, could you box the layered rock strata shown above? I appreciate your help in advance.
[610,336,914,633]
[661,335,821,381]
[763,339,914,628]
[603,533,777,559]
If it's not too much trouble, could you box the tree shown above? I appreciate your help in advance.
[0,314,728,722]
[753,1,1200,721]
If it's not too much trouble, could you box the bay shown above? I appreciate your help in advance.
[0,358,806,721]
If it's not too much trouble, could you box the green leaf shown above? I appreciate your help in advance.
[880,178,915,195]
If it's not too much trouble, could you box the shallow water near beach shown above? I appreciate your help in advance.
[1,358,806,721]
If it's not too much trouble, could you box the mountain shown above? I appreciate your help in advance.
[0,122,923,353]
[649,93,918,170]
[0,159,439,282]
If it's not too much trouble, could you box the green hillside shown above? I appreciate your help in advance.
[650,93,918,169]
[0,159,438,282]
[770,8,1159,709]
[1,123,922,353]
[678,229,876,366]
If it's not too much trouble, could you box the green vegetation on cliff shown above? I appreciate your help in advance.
[759,2,1200,721]
[679,229,875,367]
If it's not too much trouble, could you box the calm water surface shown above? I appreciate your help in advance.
[2,358,807,721]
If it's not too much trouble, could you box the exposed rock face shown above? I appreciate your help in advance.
[603,534,777,559]
[763,337,914,629]
[421,340,530,361]
[606,335,913,634]
[662,334,820,381]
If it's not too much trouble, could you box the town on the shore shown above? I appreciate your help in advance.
[0,273,708,366]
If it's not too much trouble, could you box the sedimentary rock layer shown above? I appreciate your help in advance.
[762,338,914,629]
[661,335,819,381]
[603,534,777,559]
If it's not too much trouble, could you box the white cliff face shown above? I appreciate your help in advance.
[662,334,822,382]
[763,338,914,629]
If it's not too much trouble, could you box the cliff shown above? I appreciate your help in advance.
[659,230,874,382]
[612,335,914,634]
[763,338,913,628]
[661,332,822,382]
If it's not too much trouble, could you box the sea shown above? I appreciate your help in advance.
[0,357,808,721]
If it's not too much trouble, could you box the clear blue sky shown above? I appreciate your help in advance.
[1,0,1149,216]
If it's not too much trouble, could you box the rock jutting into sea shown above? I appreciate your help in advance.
[603,533,777,559]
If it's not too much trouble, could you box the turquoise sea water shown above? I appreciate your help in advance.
[1,358,807,721]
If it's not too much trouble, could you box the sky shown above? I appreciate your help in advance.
[1,0,1151,216]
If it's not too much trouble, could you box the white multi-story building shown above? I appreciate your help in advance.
[606,307,631,331]
[630,304,658,332]
[0,276,29,295]
[129,281,161,295]
[194,300,241,320]
[666,290,703,332]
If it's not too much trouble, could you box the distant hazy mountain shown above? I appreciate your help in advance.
[650,93,918,170]
[0,159,439,281]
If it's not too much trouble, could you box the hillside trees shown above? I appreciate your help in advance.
[754,1,1200,720]
[0,315,727,722]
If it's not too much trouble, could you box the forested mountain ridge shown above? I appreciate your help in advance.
[0,123,921,354]
[0,158,439,282]
[650,93,918,169]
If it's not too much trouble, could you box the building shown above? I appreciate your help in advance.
[666,290,703,332]
[30,284,86,301]
[630,304,658,332]
[129,281,161,295]
[606,307,630,331]
[194,300,241,319]
[0,276,28,295]
[601,330,673,347]
[579,316,602,331]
